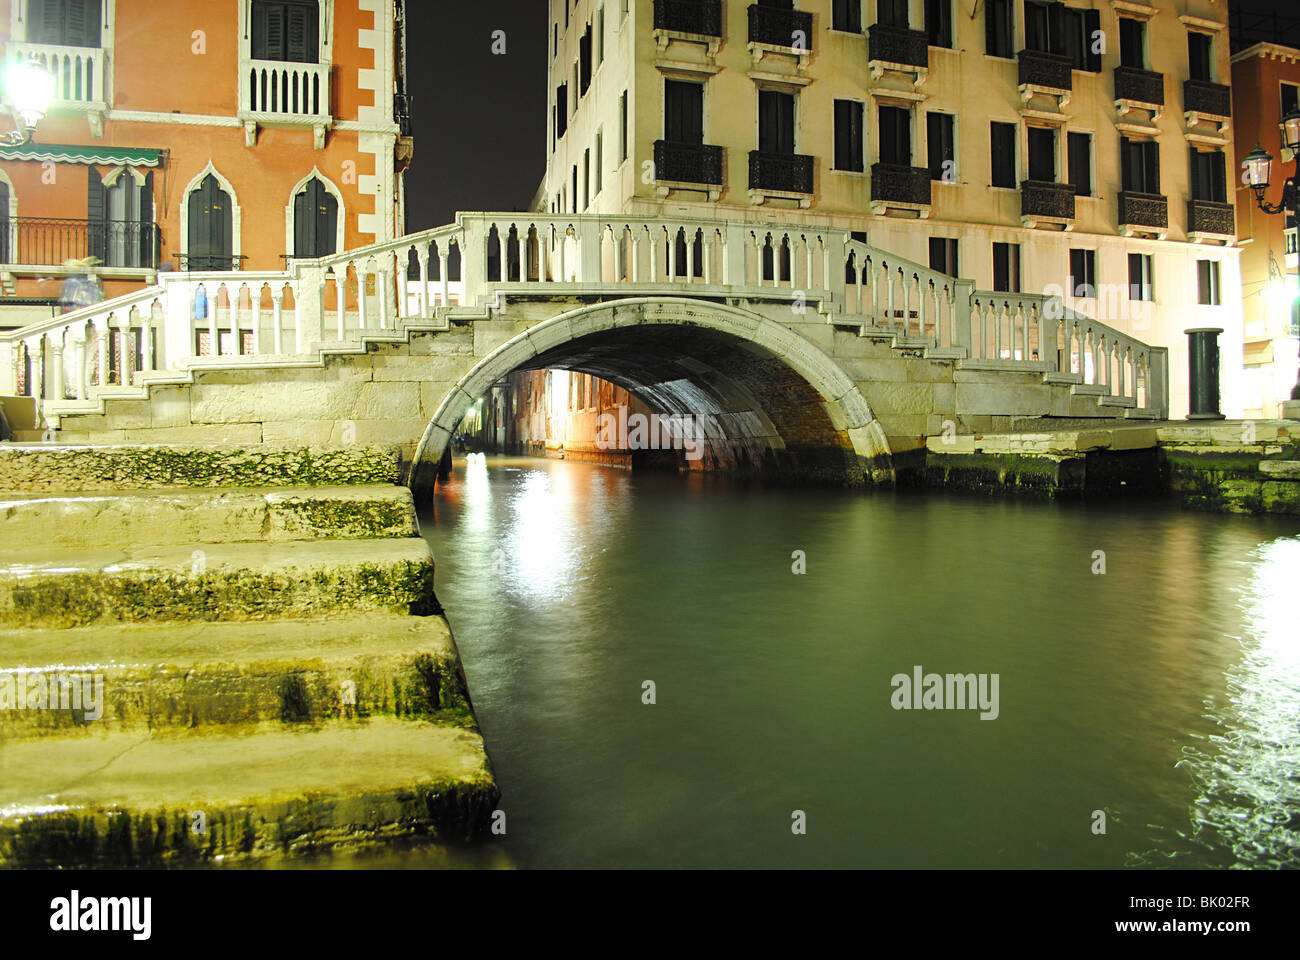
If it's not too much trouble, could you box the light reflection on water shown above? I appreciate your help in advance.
[420,455,1300,869]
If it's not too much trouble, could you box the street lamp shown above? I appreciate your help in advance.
[2,57,55,146]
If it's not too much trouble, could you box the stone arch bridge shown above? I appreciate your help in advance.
[0,213,1168,495]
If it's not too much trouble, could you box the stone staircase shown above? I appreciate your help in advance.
[0,442,498,867]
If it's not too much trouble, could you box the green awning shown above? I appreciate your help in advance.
[0,142,163,166]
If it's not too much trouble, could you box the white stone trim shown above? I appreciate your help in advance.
[356,0,396,243]
[0,167,16,261]
[283,167,346,257]
[179,161,242,263]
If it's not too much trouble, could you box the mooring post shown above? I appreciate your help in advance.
[1185,327,1225,421]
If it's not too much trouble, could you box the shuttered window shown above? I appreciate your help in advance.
[927,112,954,181]
[834,100,864,172]
[1067,132,1092,196]
[252,0,320,64]
[665,81,704,144]
[28,0,102,48]
[990,122,1016,187]
[188,175,234,270]
[1027,126,1056,182]
[1189,148,1226,202]
[759,90,796,155]
[878,105,911,165]
[1121,137,1160,194]
[293,178,338,257]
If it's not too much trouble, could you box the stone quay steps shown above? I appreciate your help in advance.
[0,613,473,739]
[0,537,437,629]
[0,717,497,867]
[0,442,401,492]
[0,485,418,549]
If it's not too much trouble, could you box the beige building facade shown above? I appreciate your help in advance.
[543,0,1246,419]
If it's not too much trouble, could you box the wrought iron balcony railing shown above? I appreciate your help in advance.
[1018,49,1072,91]
[173,254,249,272]
[654,0,723,37]
[1021,181,1076,220]
[654,140,724,185]
[1187,199,1234,236]
[1114,66,1165,105]
[870,163,932,206]
[749,150,814,193]
[1183,80,1231,119]
[1118,192,1168,230]
[867,24,929,69]
[3,218,162,269]
[747,4,813,50]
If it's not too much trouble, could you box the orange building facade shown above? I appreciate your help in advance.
[0,0,410,311]
[1232,40,1300,418]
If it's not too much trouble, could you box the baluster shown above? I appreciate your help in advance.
[377,260,389,329]
[357,262,369,329]
[667,228,677,280]
[804,235,814,292]
[686,228,697,282]
[142,307,155,373]
[49,332,64,402]
[516,229,527,284]
[73,324,87,399]
[703,230,713,285]
[272,290,286,354]
[416,249,430,318]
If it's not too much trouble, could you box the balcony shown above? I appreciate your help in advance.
[2,218,162,270]
[6,42,107,135]
[654,141,724,195]
[748,4,813,53]
[1117,191,1168,238]
[1020,180,1075,228]
[238,58,333,149]
[1187,198,1235,242]
[654,0,722,38]
[1018,49,1072,97]
[748,150,814,203]
[1114,66,1164,107]
[869,163,932,216]
[867,24,929,77]
[1184,80,1231,136]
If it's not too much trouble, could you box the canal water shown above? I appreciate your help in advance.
[418,454,1300,869]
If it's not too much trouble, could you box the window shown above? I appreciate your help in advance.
[1188,32,1212,83]
[926,0,952,48]
[620,90,629,162]
[1119,18,1144,69]
[1196,260,1220,305]
[583,148,590,210]
[1063,7,1101,71]
[554,23,559,59]
[556,84,568,138]
[665,80,704,144]
[834,100,865,172]
[929,237,958,276]
[759,90,796,155]
[595,131,603,195]
[26,0,102,48]
[990,122,1016,187]
[251,0,319,64]
[1282,83,1299,120]
[927,112,954,181]
[1024,1,1058,54]
[832,0,862,32]
[293,177,338,257]
[187,174,234,271]
[1121,137,1160,193]
[1189,149,1227,202]
[580,24,592,94]
[572,166,578,213]
[985,0,1013,58]
[878,0,909,28]
[878,105,911,165]
[1067,132,1092,195]
[597,7,606,66]
[993,242,1021,293]
[1069,249,1096,298]
[1027,126,1056,181]
[91,169,156,268]
[1128,253,1153,301]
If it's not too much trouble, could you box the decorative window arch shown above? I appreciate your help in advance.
[179,162,241,268]
[284,167,345,258]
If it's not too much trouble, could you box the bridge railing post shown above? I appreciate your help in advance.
[952,280,976,356]
[294,263,326,349]
[722,223,748,286]
[458,216,488,307]
[1039,299,1060,374]
[579,220,602,283]
[1149,346,1169,418]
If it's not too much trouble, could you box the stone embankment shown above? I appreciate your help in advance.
[0,443,498,866]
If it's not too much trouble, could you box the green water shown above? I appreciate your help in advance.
[419,454,1300,869]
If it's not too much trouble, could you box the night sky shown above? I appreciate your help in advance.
[403,2,547,230]
[401,1,1300,232]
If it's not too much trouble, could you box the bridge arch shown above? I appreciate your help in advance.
[410,297,893,494]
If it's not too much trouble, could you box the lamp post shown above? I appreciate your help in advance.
[1243,107,1300,415]
[2,57,55,146]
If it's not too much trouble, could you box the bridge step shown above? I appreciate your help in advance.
[0,485,417,549]
[0,443,400,493]
[0,537,435,629]
[0,717,497,866]
[0,612,469,738]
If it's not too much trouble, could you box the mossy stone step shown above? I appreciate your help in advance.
[0,718,499,866]
[0,613,473,738]
[0,538,436,629]
[0,485,417,549]
[0,443,400,492]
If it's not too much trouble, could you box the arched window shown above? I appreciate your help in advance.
[292,177,338,257]
[187,174,234,270]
